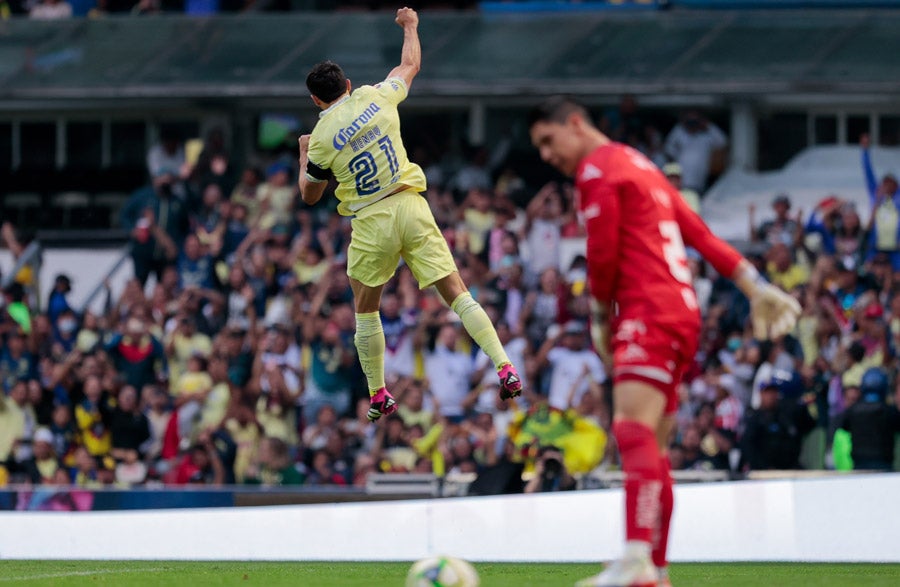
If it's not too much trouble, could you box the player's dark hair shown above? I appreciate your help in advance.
[306,61,348,103]
[528,96,592,128]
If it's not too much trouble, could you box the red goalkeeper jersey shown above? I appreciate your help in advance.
[576,143,743,331]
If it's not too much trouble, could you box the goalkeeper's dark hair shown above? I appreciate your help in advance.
[528,96,593,128]
[306,60,348,103]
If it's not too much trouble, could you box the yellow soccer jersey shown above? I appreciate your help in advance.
[306,77,426,216]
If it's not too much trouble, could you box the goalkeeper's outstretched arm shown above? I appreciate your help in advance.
[672,190,801,340]
[731,259,802,340]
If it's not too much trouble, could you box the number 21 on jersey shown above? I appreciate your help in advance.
[348,136,399,196]
[658,220,699,310]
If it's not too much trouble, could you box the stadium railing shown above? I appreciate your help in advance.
[365,469,871,495]
[366,473,442,497]
[0,240,42,291]
[76,242,134,316]
[579,470,731,490]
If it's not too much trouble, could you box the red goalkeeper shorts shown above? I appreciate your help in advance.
[610,318,699,415]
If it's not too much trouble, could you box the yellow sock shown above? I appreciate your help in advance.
[355,312,386,396]
[450,292,510,370]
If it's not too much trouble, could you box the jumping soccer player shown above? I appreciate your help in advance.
[297,7,522,422]
[528,96,800,587]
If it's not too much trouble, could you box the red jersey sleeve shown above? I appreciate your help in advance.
[671,189,743,278]
[580,177,620,306]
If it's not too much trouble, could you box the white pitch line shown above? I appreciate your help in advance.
[0,567,170,582]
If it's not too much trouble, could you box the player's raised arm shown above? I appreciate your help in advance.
[387,7,421,89]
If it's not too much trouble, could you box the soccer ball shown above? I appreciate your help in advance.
[405,555,480,587]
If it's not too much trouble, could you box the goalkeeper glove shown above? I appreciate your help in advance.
[734,263,802,340]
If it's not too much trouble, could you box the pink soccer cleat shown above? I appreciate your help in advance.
[367,387,398,422]
[497,363,523,400]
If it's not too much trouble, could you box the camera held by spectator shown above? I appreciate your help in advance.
[525,445,576,493]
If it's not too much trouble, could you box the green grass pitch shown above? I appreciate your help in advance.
[1,561,899,586]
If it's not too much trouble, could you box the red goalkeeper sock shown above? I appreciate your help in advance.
[613,420,663,545]
[653,453,674,568]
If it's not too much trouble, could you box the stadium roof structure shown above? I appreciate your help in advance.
[2,10,900,104]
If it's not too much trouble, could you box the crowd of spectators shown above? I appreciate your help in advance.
[1,106,899,493]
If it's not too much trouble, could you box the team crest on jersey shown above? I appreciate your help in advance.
[580,163,603,182]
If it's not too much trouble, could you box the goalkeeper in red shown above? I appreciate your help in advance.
[297,8,522,422]
[529,97,800,587]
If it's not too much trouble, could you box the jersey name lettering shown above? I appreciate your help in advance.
[332,102,382,150]
[348,126,383,153]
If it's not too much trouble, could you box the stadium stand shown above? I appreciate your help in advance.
[1,8,900,500]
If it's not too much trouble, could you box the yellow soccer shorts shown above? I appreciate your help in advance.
[348,190,456,288]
